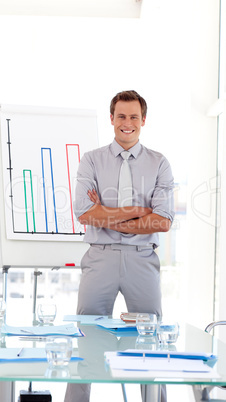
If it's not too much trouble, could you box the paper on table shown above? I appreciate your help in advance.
[63,315,108,324]
[105,352,220,379]
[0,348,83,363]
[1,323,84,337]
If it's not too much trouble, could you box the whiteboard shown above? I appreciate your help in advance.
[0,104,98,266]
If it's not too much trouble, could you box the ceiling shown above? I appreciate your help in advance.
[0,0,143,18]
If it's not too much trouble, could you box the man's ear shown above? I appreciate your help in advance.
[141,116,146,127]
[110,114,114,125]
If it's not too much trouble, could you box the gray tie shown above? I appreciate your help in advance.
[118,151,133,207]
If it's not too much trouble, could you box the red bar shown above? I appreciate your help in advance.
[66,144,80,234]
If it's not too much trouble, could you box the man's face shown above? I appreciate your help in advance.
[110,100,146,150]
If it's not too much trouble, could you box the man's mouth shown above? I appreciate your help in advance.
[121,130,135,134]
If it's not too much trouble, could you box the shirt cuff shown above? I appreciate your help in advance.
[152,209,175,222]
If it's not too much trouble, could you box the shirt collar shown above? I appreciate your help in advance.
[111,139,141,159]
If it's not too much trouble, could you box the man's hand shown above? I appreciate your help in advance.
[87,189,101,205]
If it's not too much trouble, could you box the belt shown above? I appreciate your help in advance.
[90,243,155,251]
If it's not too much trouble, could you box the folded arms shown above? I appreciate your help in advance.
[78,189,171,235]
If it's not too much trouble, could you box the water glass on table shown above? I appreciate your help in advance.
[45,336,73,368]
[37,303,57,325]
[157,321,179,345]
[136,313,157,336]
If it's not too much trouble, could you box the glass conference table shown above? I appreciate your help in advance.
[0,321,226,402]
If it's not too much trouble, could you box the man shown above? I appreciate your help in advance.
[64,90,174,402]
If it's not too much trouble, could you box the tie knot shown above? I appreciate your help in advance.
[121,151,131,160]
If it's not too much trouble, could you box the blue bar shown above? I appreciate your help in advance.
[41,148,58,233]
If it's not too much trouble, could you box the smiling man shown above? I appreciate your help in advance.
[64,90,174,402]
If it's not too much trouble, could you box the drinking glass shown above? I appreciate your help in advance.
[136,313,157,336]
[157,321,179,345]
[45,336,73,368]
[0,300,6,320]
[37,303,56,325]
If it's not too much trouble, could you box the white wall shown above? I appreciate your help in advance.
[186,0,219,328]
[218,100,226,334]
[216,0,226,343]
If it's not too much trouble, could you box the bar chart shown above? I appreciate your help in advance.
[0,105,98,241]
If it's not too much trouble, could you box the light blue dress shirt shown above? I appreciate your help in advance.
[74,139,174,247]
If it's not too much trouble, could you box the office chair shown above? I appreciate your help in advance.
[205,321,226,334]
[192,321,226,402]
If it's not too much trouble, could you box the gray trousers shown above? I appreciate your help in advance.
[64,243,164,402]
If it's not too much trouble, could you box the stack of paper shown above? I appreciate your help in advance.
[1,323,84,337]
[105,349,219,379]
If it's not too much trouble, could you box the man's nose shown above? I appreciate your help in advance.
[123,117,132,126]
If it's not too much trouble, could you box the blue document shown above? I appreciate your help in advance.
[0,348,83,363]
[117,350,217,361]
[97,319,138,336]
[63,315,108,324]
[2,323,84,337]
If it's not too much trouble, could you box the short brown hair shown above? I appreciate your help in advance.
[110,90,147,118]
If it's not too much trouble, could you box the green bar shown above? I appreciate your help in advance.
[23,170,36,233]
